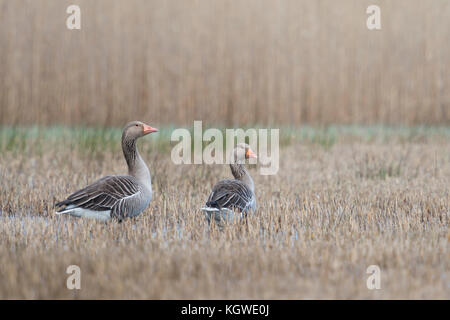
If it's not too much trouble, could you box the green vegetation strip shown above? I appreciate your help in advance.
[0,125,449,153]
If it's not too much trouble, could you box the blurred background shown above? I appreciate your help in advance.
[0,0,448,127]
[0,1,449,299]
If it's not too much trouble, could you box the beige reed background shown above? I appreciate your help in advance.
[0,0,449,126]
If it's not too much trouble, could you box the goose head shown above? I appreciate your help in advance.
[123,121,158,140]
[233,143,257,163]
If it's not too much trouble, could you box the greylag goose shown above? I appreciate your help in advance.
[202,143,257,226]
[55,121,158,222]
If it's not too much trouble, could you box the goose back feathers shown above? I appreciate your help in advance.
[56,175,152,221]
[206,178,255,213]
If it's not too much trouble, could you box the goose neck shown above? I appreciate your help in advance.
[122,135,152,190]
[230,163,254,192]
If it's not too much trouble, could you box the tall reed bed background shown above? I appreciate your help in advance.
[0,0,449,126]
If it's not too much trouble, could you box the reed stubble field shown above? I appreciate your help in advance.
[0,128,448,299]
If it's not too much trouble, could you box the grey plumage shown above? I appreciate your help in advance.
[55,121,157,222]
[206,179,255,213]
[202,143,257,227]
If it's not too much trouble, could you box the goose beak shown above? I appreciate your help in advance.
[143,124,158,134]
[246,149,257,159]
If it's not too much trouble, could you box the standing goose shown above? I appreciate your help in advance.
[202,143,257,226]
[55,121,158,222]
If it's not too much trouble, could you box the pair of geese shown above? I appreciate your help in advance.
[56,121,257,224]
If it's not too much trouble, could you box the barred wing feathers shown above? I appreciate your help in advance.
[206,179,255,213]
[56,175,142,220]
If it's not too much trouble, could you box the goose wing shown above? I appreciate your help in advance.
[206,179,255,212]
[56,175,140,214]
